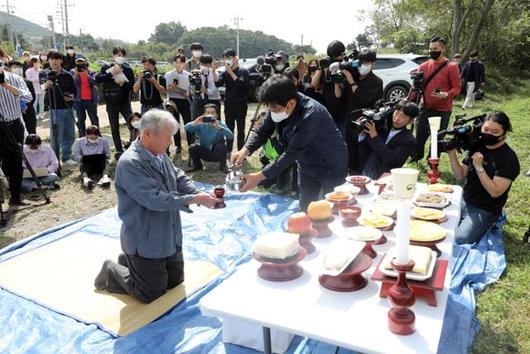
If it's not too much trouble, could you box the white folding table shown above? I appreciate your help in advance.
[200,183,462,354]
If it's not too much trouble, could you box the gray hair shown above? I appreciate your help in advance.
[140,109,178,136]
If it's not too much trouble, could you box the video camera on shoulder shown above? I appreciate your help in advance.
[438,113,486,152]
[256,50,277,80]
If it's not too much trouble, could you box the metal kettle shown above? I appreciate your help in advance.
[225,166,244,191]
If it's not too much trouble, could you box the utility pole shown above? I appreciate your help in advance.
[56,0,65,48]
[4,0,15,48]
[47,15,57,50]
[63,0,70,45]
[232,14,243,57]
[301,34,304,47]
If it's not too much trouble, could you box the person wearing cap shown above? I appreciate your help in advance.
[461,50,485,109]
[63,45,76,71]
[71,54,99,137]
[273,51,290,74]
[133,57,167,114]
[453,53,463,67]
[95,47,135,160]
[215,48,249,153]
[356,100,419,179]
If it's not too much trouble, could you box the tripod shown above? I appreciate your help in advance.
[0,115,51,225]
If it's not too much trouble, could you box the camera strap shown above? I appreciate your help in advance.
[422,60,449,91]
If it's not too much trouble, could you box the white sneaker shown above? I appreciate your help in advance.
[83,177,94,189]
[98,175,111,187]
[63,159,79,167]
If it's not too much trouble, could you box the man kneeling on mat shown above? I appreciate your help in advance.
[93,109,220,303]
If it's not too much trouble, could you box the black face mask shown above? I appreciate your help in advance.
[429,51,442,60]
[481,132,503,146]
[308,66,318,73]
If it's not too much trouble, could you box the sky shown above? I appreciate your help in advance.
[11,0,373,54]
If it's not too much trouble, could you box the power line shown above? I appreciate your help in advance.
[3,0,16,46]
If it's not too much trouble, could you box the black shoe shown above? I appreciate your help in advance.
[8,199,29,207]
[94,260,113,290]
[187,157,193,167]
[186,165,203,173]
[52,182,61,190]
[117,254,128,267]
[175,146,182,154]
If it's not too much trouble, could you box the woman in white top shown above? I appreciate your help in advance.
[24,57,45,119]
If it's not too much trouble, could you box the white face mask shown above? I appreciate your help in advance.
[131,120,141,129]
[359,64,372,76]
[275,64,285,72]
[192,50,202,58]
[12,68,23,76]
[225,59,232,66]
[67,49,75,55]
[115,56,125,65]
[41,56,48,61]
[270,110,289,123]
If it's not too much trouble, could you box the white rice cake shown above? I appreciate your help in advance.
[254,232,300,259]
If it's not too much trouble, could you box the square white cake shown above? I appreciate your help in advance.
[253,232,300,259]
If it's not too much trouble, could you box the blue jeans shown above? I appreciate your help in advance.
[50,108,76,162]
[455,200,500,244]
[74,100,99,137]
[21,173,59,191]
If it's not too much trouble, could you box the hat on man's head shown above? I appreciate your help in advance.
[75,53,87,62]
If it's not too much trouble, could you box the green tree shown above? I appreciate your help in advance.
[293,44,317,55]
[356,32,374,48]
[149,22,187,45]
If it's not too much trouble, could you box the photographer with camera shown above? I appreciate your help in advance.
[341,49,383,173]
[200,54,222,115]
[62,45,77,71]
[311,40,347,134]
[165,54,193,153]
[43,51,77,164]
[184,104,233,173]
[134,57,167,114]
[446,112,520,244]
[410,37,461,162]
[215,48,249,153]
[5,60,37,135]
[356,100,419,179]
[96,47,135,160]
[273,51,290,74]
[231,75,348,211]
[71,54,99,137]
[0,59,33,206]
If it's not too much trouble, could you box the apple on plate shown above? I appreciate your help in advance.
[287,212,311,234]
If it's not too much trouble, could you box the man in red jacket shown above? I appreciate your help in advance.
[411,37,461,162]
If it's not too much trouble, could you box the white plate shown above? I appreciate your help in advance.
[358,214,394,229]
[347,226,383,242]
[413,192,450,209]
[379,251,438,281]
[320,240,365,277]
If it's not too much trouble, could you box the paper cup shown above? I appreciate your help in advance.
[391,168,419,199]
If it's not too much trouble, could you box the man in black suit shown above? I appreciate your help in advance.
[357,100,419,179]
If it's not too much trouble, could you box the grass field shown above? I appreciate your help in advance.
[0,81,529,353]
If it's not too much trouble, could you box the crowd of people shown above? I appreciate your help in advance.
[0,37,523,297]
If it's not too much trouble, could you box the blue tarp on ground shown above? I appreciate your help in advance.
[0,189,506,354]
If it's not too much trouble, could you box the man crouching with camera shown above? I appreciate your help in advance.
[356,100,419,179]
[447,112,520,244]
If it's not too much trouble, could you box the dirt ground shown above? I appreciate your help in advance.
[0,102,263,246]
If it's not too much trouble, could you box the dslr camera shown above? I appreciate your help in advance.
[438,114,486,152]
[189,69,203,94]
[143,71,153,80]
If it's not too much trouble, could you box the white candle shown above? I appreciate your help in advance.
[395,199,410,265]
[430,131,438,159]
[428,117,441,160]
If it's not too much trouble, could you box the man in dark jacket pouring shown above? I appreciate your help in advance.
[231,75,348,211]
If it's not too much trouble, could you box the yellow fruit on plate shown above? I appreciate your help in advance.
[307,200,332,221]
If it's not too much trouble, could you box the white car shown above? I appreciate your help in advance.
[373,54,429,102]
